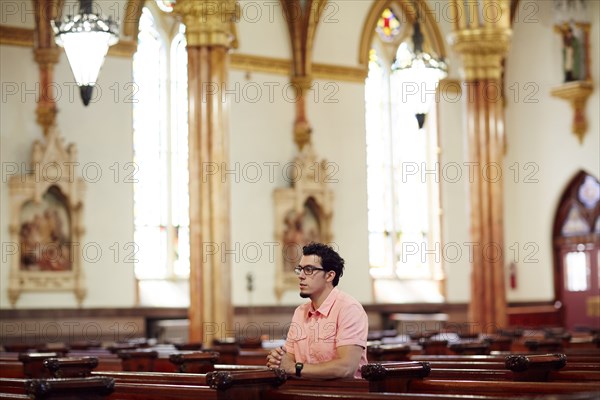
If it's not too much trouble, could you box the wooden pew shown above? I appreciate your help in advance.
[0,376,115,399]
[168,351,219,373]
[360,361,600,396]
[88,359,600,398]
[263,388,600,400]
[43,356,99,378]
[2,369,287,400]
[107,368,286,400]
[447,341,491,355]
[410,353,600,363]
[368,344,411,362]
[18,352,65,378]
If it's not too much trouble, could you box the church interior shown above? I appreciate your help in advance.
[0,0,599,397]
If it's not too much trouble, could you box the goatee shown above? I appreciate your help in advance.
[300,293,310,298]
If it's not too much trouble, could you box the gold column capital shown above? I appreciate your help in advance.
[448,28,512,80]
[173,0,239,48]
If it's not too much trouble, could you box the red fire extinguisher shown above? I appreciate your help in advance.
[509,262,517,289]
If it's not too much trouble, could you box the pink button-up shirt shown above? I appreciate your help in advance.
[285,288,369,378]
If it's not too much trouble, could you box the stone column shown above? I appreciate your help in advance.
[448,0,512,331]
[173,0,238,344]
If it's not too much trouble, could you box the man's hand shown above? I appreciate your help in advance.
[266,346,295,375]
[266,346,286,369]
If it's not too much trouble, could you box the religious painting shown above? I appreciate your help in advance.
[282,199,323,274]
[274,144,334,300]
[19,186,72,272]
[7,128,86,306]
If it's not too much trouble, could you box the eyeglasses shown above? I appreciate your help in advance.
[294,265,325,276]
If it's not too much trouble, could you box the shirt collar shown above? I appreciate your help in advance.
[307,287,339,318]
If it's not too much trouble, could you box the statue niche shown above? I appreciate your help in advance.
[7,128,86,306]
[274,144,334,300]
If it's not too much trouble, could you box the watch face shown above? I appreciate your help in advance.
[295,362,303,376]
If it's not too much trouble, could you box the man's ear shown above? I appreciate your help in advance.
[326,270,336,283]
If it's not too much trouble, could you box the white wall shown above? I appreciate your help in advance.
[0,2,135,308]
[230,0,373,305]
[3,0,596,310]
[504,0,600,301]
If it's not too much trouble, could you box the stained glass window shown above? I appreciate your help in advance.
[376,8,401,43]
[366,8,443,303]
[133,8,189,284]
[578,175,600,208]
[561,206,590,236]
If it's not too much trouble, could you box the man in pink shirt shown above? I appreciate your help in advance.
[266,243,368,379]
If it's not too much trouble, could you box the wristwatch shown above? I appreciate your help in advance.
[295,362,304,377]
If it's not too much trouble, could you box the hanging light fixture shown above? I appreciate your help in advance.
[52,0,119,106]
[392,12,447,129]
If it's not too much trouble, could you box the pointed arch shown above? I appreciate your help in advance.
[553,170,600,241]
[358,0,447,67]
[552,170,600,329]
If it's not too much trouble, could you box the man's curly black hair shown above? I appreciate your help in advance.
[302,243,344,286]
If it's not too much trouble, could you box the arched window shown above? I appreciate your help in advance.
[133,6,189,306]
[365,5,444,303]
[553,171,600,330]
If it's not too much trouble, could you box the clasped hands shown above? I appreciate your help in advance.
[266,346,294,374]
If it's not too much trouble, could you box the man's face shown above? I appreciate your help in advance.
[297,254,328,299]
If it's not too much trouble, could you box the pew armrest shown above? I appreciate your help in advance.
[43,356,99,378]
[206,369,287,390]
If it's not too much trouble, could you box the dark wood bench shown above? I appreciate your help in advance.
[3,369,287,400]
[263,388,599,400]
[43,356,99,378]
[361,361,600,395]
[0,376,114,399]
[168,351,219,373]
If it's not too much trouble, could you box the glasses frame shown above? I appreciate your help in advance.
[294,265,325,276]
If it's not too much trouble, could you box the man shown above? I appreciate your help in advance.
[266,243,368,378]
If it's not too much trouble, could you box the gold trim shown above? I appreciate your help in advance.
[550,80,594,144]
[0,25,34,47]
[231,53,367,83]
[108,40,138,58]
[1,26,136,58]
[312,63,367,83]
[231,53,289,75]
[448,29,512,80]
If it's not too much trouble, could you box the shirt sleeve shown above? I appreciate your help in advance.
[336,302,368,348]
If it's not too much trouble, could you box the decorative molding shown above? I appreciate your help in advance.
[173,0,238,48]
[206,371,234,390]
[550,80,594,143]
[312,62,368,83]
[1,26,136,58]
[360,363,387,380]
[107,40,137,58]
[230,53,367,83]
[230,53,289,75]
[0,25,34,47]
[7,128,86,306]
[447,30,512,80]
